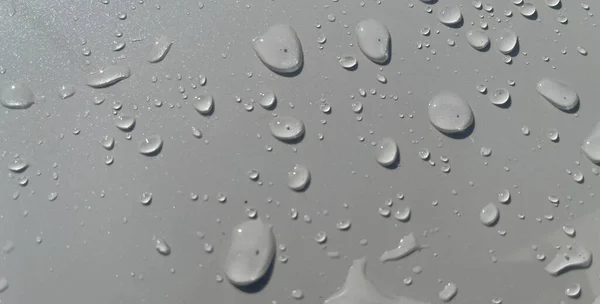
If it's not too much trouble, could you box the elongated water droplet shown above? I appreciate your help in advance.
[224,218,275,286]
[545,246,592,276]
[339,55,357,69]
[155,238,171,255]
[86,65,130,88]
[252,24,303,74]
[428,92,474,134]
[355,19,390,64]
[138,135,163,155]
[288,164,310,191]
[490,88,510,105]
[520,3,537,17]
[439,283,458,302]
[565,283,581,298]
[375,137,398,167]
[438,6,462,26]
[380,233,420,262]
[147,35,173,63]
[496,30,518,54]
[8,159,28,173]
[466,30,490,51]
[536,78,579,111]
[115,115,135,131]
[269,116,305,141]
[480,203,499,226]
[394,207,411,222]
[194,95,214,115]
[0,83,34,109]
[259,91,277,109]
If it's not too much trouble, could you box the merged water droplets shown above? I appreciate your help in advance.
[138,135,163,155]
[355,19,390,64]
[536,78,579,111]
[380,233,420,262]
[194,95,215,115]
[496,30,518,54]
[466,30,490,51]
[287,164,310,191]
[438,6,462,26]
[86,65,131,88]
[545,246,592,276]
[0,83,34,109]
[428,92,474,134]
[224,218,275,286]
[480,203,499,226]
[375,137,399,167]
[269,116,305,142]
[115,115,136,131]
[147,35,173,63]
[490,88,510,106]
[253,24,303,74]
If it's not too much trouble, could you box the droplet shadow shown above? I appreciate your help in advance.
[561,101,580,114]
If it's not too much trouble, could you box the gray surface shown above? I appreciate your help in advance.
[0,0,599,303]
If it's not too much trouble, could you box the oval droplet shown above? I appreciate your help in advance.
[498,189,511,203]
[252,24,303,74]
[269,116,305,142]
[138,135,163,156]
[428,92,474,134]
[155,238,171,255]
[140,192,152,205]
[490,88,510,105]
[194,95,214,115]
[288,164,310,191]
[496,30,518,54]
[8,159,28,173]
[536,78,579,111]
[147,35,173,63]
[224,218,276,287]
[375,137,398,167]
[339,55,358,69]
[0,83,34,109]
[86,65,131,88]
[439,282,458,302]
[355,19,390,64]
[565,283,581,298]
[394,207,411,222]
[480,203,499,226]
[99,136,115,150]
[438,6,462,26]
[520,3,537,17]
[466,30,490,51]
[115,115,136,131]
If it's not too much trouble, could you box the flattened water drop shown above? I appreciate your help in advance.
[194,95,214,115]
[147,35,173,63]
[86,65,131,88]
[582,122,600,163]
[490,88,510,105]
[375,137,398,167]
[224,218,275,287]
[138,135,163,155]
[394,207,411,222]
[536,78,579,111]
[380,233,420,262]
[480,203,499,226]
[438,6,462,26]
[269,116,305,141]
[355,19,390,64]
[339,55,358,69]
[466,30,490,51]
[115,115,135,131]
[544,246,592,276]
[253,24,303,74]
[8,159,28,172]
[428,92,474,134]
[0,83,34,109]
[496,30,518,54]
[288,164,310,191]
[438,283,458,302]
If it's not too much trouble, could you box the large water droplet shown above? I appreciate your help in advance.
[394,207,411,222]
[224,218,275,286]
[194,95,214,115]
[536,78,579,111]
[375,137,398,167]
[115,115,136,131]
[86,65,131,88]
[355,19,390,64]
[288,164,310,191]
[438,6,462,26]
[339,55,358,69]
[253,24,303,74]
[380,233,420,262]
[147,35,173,63]
[490,88,510,105]
[269,116,305,142]
[496,30,518,54]
[466,30,490,51]
[480,203,499,226]
[0,83,34,109]
[155,238,171,255]
[545,246,592,276]
[428,92,474,134]
[138,135,163,155]
[438,282,458,302]
[8,159,28,173]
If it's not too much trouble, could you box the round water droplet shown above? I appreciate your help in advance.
[438,6,462,26]
[315,231,327,243]
[194,95,214,115]
[147,35,173,63]
[138,135,163,155]
[498,189,511,203]
[259,91,277,109]
[480,146,492,157]
[520,3,536,17]
[418,148,430,160]
[253,24,303,74]
[155,238,171,255]
[490,88,510,105]
[269,116,305,142]
[544,0,560,8]
[557,15,568,24]
[573,171,584,183]
[428,92,474,134]
[115,115,135,131]
[547,129,559,142]
[480,203,499,226]
[355,19,390,64]
[292,289,304,300]
[536,78,579,111]
[140,192,152,205]
[521,126,530,135]
[351,101,363,113]
[217,193,227,203]
[477,84,488,94]
[473,0,482,9]
[0,83,34,109]
[86,65,131,88]
[336,219,351,230]
[438,282,458,302]
[288,164,310,191]
[339,55,358,69]
[8,159,28,173]
[496,30,518,54]
[375,137,399,167]
[248,169,259,180]
[466,30,490,51]
[565,283,581,298]
[394,207,411,222]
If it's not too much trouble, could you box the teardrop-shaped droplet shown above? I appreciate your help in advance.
[355,19,390,64]
[86,65,131,88]
[480,203,499,226]
[147,35,173,63]
[428,92,474,134]
[466,30,490,51]
[8,159,28,173]
[194,95,214,115]
[259,91,277,109]
[438,6,462,26]
[155,238,171,255]
[0,83,34,109]
[269,116,305,141]
[375,137,398,167]
[582,122,600,163]
[490,88,510,105]
[224,218,275,286]
[252,24,303,74]
[439,282,458,302]
[138,135,163,156]
[520,3,537,17]
[496,30,518,54]
[339,55,358,69]
[115,115,135,131]
[288,164,310,191]
[536,78,579,111]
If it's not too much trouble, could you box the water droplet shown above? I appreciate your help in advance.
[8,159,28,173]
[0,278,8,293]
[58,85,75,99]
[498,189,511,203]
[292,289,304,300]
[577,46,588,56]
[557,15,568,24]
[544,0,560,8]
[490,88,510,105]
[269,116,305,142]
[355,19,390,64]
[315,231,327,243]
[86,65,131,88]
[194,95,214,115]
[394,207,411,222]
[375,137,399,167]
[351,102,363,113]
[496,30,518,54]
[547,129,559,142]
[336,219,351,230]
[536,78,579,111]
[192,127,203,138]
[480,203,499,226]
[562,225,576,237]
[380,233,420,262]
[288,164,310,191]
[473,0,482,9]
[48,192,58,201]
[520,3,537,17]
[582,122,600,164]
[99,136,115,150]
[438,6,462,26]
[204,243,213,253]
[115,115,135,132]
[428,92,474,134]
[477,84,488,94]
[253,24,303,74]
[0,83,34,109]
[140,192,152,205]
[339,55,357,69]
[217,193,227,203]
[248,169,259,180]
[521,126,530,135]
[573,171,584,183]
[438,283,458,302]
[565,283,581,298]
[259,91,277,109]
[138,135,163,155]
[155,238,171,255]
[480,146,492,157]
[545,246,592,276]
[224,218,275,286]
[147,35,173,63]
[466,30,490,51]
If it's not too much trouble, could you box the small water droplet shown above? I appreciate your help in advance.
[480,146,492,157]
[394,207,411,222]
[194,95,214,115]
[58,85,76,99]
[259,91,277,109]
[490,88,510,105]
[547,129,559,142]
[147,35,173,63]
[269,116,305,142]
[565,283,581,298]
[544,0,560,8]
[498,189,511,203]
[48,192,58,201]
[315,231,327,243]
[115,115,136,131]
[466,30,490,51]
[291,289,304,300]
[155,238,171,255]
[87,65,131,88]
[562,225,576,237]
[99,136,115,150]
[577,46,588,56]
[336,219,351,230]
[8,159,28,173]
[140,192,152,205]
[438,282,458,302]
[520,3,536,17]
